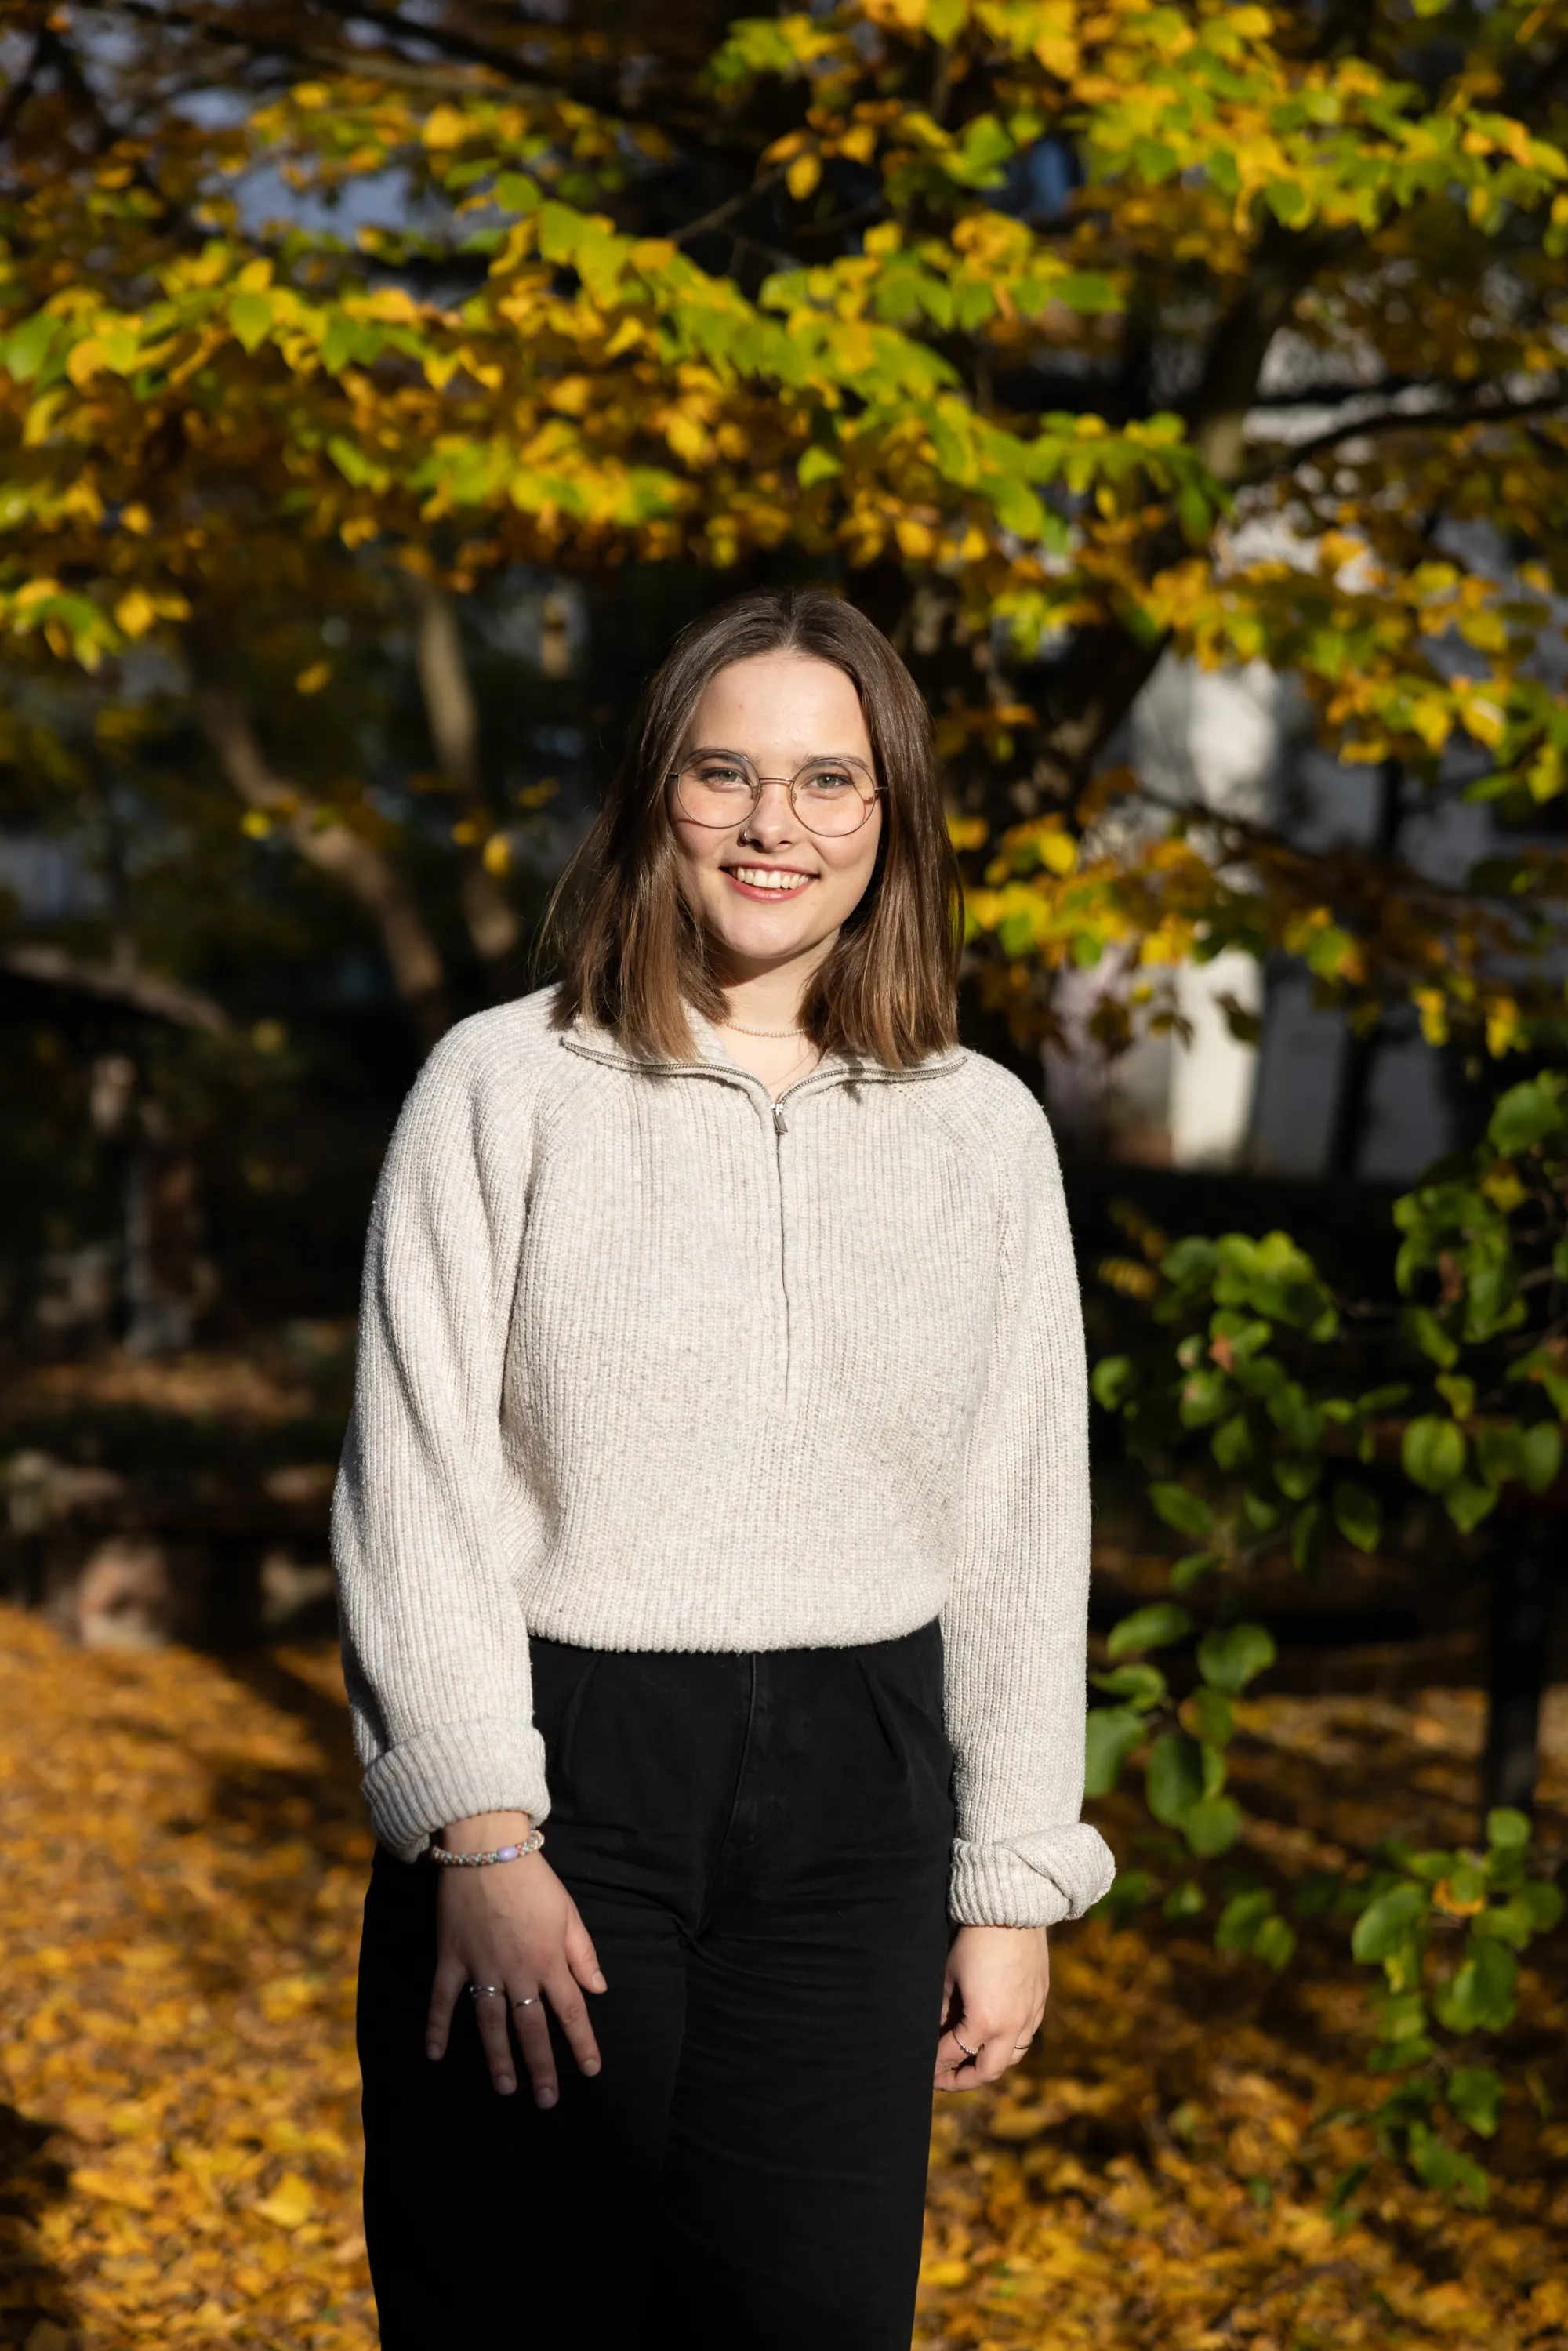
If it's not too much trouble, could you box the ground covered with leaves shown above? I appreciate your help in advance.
[0,1606,1563,2351]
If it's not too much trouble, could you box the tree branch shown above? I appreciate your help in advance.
[0,943,228,1032]
[408,571,524,981]
[1185,223,1365,485]
[1244,386,1568,482]
[195,681,451,1051]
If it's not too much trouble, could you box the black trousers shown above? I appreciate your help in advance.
[357,1623,956,2350]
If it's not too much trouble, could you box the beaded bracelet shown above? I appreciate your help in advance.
[430,1828,546,1868]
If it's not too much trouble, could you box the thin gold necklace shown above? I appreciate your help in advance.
[721,1018,808,1039]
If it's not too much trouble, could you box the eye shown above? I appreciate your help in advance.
[801,766,858,793]
[691,759,750,786]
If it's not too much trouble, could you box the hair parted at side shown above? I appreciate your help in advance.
[545,589,962,1068]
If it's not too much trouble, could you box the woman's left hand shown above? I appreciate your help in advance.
[935,1923,1050,2088]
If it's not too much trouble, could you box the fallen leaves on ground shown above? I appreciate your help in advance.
[917,1689,1568,2351]
[0,1610,373,2349]
[1,1604,1563,2349]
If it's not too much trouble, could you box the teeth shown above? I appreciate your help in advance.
[731,867,809,891]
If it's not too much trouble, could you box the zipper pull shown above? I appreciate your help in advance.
[772,1099,788,1136]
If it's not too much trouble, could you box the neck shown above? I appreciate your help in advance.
[716,941,833,1034]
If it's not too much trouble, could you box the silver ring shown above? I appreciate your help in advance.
[953,2031,980,2060]
[466,1983,506,2000]
[513,1994,539,2008]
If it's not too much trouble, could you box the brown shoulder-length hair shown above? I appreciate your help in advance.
[546,589,961,1067]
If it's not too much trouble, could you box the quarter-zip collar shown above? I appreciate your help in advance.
[558,1008,965,1112]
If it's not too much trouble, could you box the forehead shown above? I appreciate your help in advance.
[688,652,870,752]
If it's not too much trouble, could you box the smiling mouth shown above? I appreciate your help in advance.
[724,865,814,896]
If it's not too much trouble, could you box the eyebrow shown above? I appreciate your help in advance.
[681,744,873,765]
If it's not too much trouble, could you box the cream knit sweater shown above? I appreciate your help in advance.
[332,986,1114,1927]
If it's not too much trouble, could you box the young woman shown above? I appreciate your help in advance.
[335,589,1113,2350]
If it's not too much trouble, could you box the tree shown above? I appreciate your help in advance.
[0,0,1565,1063]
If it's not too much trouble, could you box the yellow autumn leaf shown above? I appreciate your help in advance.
[255,2172,315,2231]
[65,337,105,387]
[786,151,822,201]
[114,587,157,638]
[420,104,471,149]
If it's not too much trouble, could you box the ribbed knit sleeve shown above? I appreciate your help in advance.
[332,1021,550,1861]
[942,1094,1116,1928]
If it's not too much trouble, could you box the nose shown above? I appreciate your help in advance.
[737,777,800,848]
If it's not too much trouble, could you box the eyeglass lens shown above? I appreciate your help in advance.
[673,753,877,836]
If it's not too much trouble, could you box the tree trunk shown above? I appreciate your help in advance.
[408,571,525,989]
[196,684,452,1055]
[1480,1519,1560,1828]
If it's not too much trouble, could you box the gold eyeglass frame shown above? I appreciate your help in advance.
[667,747,885,837]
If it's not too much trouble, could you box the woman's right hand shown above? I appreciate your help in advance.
[424,1812,607,2106]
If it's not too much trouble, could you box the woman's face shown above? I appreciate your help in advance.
[669,651,883,984]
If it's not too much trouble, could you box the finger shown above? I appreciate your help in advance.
[544,1964,602,2077]
[425,1954,467,2062]
[512,1994,559,2109]
[975,2045,1011,2082]
[935,2026,981,2082]
[564,1910,608,1996]
[472,1986,518,2095]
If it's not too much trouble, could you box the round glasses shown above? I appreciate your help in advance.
[669,749,884,838]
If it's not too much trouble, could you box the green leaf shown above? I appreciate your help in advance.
[1182,1794,1241,1856]
[1333,1480,1381,1553]
[1352,1883,1428,1965]
[1519,1422,1562,1493]
[1435,1936,1518,2033]
[1171,1550,1219,1593]
[1211,1411,1255,1469]
[228,291,274,353]
[1179,1367,1230,1428]
[1407,2121,1489,2209]
[4,310,56,383]
[1254,1914,1298,1969]
[1272,1454,1321,1501]
[1216,1890,1274,1952]
[1402,1416,1465,1492]
[1089,1662,1167,1711]
[1107,1602,1192,1660]
[1445,2067,1503,2139]
[1083,1704,1145,1797]
[1403,1307,1459,1370]
[1160,1237,1219,1287]
[1196,1621,1276,1695]
[1163,1879,1206,1921]
[1186,1686,1233,1747]
[1146,1730,1205,1827]
[1443,1478,1498,1533]
[1486,1806,1532,1852]
[797,445,841,488]
[1091,1354,1137,1410]
[493,170,541,213]
[1475,1894,1537,1948]
[1149,1482,1214,1539]
[1486,1076,1565,1156]
[1523,1881,1564,1930]
[1262,177,1312,227]
[1290,1502,1323,1573]
[1091,1866,1152,1925]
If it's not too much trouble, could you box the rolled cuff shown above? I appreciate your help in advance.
[361,1718,552,1863]
[948,1821,1116,1928]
